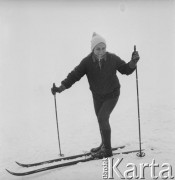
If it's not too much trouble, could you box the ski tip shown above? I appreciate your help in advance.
[15,161,20,165]
[6,169,15,175]
[6,169,10,173]
[16,161,25,167]
[15,161,29,167]
[6,169,24,176]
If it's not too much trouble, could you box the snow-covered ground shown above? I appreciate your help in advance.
[0,1,175,179]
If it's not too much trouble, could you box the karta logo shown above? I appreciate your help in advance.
[102,158,174,179]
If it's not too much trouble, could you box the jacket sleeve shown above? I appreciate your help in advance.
[61,59,86,89]
[114,54,136,75]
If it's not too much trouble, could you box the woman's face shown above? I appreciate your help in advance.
[93,43,106,59]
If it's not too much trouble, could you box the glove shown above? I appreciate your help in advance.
[129,46,140,68]
[131,50,140,63]
[51,84,66,95]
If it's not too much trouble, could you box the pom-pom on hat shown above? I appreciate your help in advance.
[91,32,106,51]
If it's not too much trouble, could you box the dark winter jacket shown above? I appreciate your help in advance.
[61,52,136,97]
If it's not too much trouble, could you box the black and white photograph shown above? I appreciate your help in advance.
[0,0,175,179]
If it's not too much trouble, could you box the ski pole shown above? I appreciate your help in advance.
[53,83,64,157]
[134,46,145,157]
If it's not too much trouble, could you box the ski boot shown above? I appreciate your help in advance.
[91,145,112,159]
[90,143,103,153]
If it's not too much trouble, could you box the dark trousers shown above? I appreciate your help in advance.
[92,89,120,149]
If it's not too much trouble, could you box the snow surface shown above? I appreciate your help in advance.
[0,1,175,180]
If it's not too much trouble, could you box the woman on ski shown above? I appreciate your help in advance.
[51,32,140,159]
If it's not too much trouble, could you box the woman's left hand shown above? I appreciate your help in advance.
[131,51,140,63]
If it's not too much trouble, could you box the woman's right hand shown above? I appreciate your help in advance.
[51,84,66,95]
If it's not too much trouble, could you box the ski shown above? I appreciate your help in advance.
[15,145,125,168]
[6,149,144,176]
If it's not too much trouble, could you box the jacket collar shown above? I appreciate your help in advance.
[92,53,107,62]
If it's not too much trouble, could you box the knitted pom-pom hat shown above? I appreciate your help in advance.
[91,32,106,51]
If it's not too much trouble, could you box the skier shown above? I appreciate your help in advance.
[51,32,140,159]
